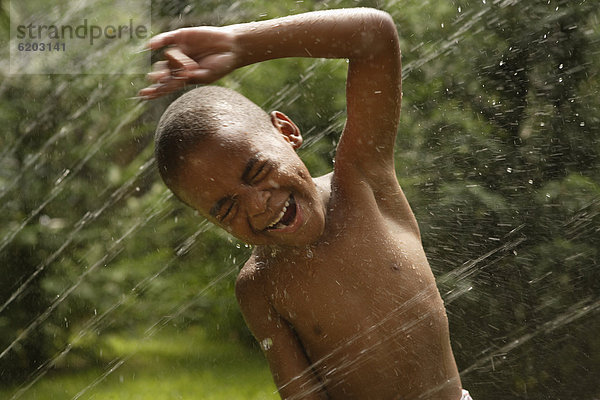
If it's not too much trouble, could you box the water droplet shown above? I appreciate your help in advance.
[55,169,70,185]
[306,248,313,259]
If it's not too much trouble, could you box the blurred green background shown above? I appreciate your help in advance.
[1,0,599,399]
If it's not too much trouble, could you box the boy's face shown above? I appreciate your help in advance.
[175,120,326,247]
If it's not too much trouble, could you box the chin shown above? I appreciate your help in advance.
[278,211,325,247]
[249,214,325,248]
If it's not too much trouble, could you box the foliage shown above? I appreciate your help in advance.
[0,327,277,399]
[396,1,600,397]
[0,0,598,399]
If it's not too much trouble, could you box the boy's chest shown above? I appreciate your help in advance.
[262,218,434,343]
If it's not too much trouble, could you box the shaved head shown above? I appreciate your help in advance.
[154,86,272,193]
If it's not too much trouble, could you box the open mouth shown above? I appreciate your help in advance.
[266,194,298,231]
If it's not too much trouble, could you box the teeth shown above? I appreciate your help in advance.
[268,199,290,229]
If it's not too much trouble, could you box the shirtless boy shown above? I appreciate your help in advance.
[140,8,469,400]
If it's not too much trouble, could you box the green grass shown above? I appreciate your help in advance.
[2,327,279,400]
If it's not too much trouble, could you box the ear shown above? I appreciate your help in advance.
[270,111,303,150]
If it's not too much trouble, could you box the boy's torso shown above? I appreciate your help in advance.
[241,172,461,399]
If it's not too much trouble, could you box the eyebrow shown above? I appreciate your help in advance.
[209,155,259,218]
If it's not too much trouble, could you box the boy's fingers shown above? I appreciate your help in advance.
[147,31,178,50]
[137,85,159,99]
[152,60,169,71]
[146,61,170,82]
[164,47,198,72]
[181,69,213,84]
[147,70,170,83]
[177,53,235,84]
[138,77,186,99]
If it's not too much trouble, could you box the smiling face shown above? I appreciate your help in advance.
[173,122,326,247]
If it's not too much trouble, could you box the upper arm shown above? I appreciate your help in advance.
[335,11,402,185]
[235,271,327,399]
[331,13,420,235]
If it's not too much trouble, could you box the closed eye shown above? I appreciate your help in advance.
[242,158,272,185]
[211,197,238,222]
[219,199,238,222]
[249,162,272,184]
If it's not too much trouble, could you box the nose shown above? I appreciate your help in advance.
[240,186,271,217]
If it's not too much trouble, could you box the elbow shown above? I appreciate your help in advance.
[357,8,401,57]
[377,10,401,54]
[370,8,397,33]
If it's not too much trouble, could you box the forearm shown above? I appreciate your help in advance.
[139,8,400,104]
[230,8,398,67]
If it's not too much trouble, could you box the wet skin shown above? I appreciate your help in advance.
[146,8,463,400]
[241,170,461,399]
[177,123,462,399]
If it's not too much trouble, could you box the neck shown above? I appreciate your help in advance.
[312,172,333,215]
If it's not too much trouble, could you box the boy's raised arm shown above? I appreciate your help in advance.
[140,8,401,173]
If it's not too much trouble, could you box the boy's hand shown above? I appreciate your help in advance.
[138,27,237,99]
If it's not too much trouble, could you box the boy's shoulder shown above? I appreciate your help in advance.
[235,252,268,302]
[235,252,283,327]
[235,248,297,303]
